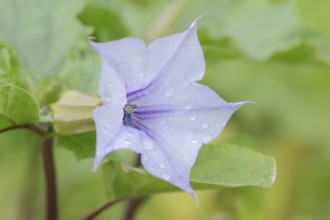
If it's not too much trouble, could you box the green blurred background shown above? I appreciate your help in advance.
[1,0,330,219]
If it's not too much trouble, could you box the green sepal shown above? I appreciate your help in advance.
[51,90,101,135]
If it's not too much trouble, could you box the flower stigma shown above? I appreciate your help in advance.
[123,104,137,125]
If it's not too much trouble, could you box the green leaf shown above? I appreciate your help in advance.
[57,41,101,96]
[55,131,96,160]
[88,0,174,40]
[178,0,305,61]
[78,3,129,42]
[102,144,276,199]
[297,0,330,64]
[0,85,39,129]
[51,90,100,135]
[0,0,90,75]
[0,45,22,86]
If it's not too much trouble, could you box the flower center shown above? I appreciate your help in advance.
[123,104,137,125]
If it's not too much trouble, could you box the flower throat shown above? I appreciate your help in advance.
[123,104,137,125]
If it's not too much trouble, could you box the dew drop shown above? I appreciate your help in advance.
[190,116,196,121]
[161,173,170,180]
[160,164,165,169]
[192,139,198,144]
[159,119,167,126]
[143,141,154,151]
[202,123,209,129]
[142,155,149,161]
[123,140,130,145]
[165,87,174,97]
[126,129,135,137]
[103,97,111,103]
[210,118,215,122]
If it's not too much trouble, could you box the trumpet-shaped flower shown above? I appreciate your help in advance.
[89,17,247,199]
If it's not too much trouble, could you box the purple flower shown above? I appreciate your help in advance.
[89,17,247,200]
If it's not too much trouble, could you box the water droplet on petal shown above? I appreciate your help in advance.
[210,118,215,122]
[142,155,149,161]
[103,97,111,103]
[161,173,170,180]
[190,116,196,121]
[202,123,209,129]
[143,140,154,151]
[160,164,165,169]
[124,140,130,145]
[159,119,167,126]
[165,87,174,97]
[222,122,226,126]
[192,139,198,144]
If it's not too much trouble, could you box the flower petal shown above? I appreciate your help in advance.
[93,105,123,169]
[127,18,204,102]
[93,106,146,169]
[137,129,197,199]
[96,58,127,106]
[134,84,247,198]
[89,38,157,94]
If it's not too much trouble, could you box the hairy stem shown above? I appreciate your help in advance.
[42,136,57,220]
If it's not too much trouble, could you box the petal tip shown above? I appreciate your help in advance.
[190,9,212,29]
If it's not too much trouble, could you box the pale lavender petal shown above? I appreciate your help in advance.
[89,38,156,93]
[137,130,197,198]
[93,105,123,169]
[134,85,248,198]
[103,125,144,154]
[96,58,127,106]
[127,18,204,102]
[93,107,146,169]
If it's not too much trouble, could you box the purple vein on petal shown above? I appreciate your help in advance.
[133,102,248,120]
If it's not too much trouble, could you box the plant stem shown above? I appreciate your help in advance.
[18,144,40,220]
[122,154,147,220]
[82,197,130,220]
[0,124,57,219]
[123,197,148,220]
[0,124,47,136]
[42,136,58,220]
